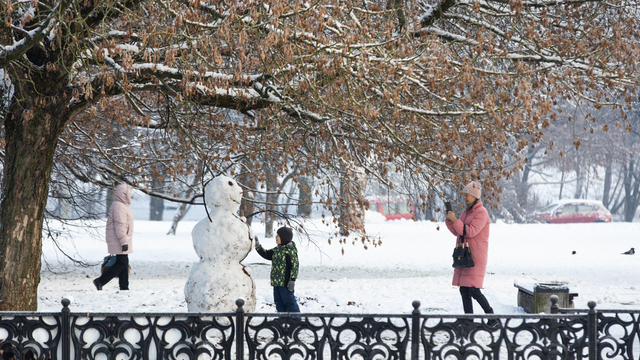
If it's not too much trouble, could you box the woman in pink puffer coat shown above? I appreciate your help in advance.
[93,184,134,291]
[445,181,494,315]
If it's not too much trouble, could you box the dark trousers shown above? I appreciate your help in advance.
[273,286,300,313]
[96,254,129,290]
[460,286,493,314]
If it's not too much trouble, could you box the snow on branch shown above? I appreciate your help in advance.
[431,6,633,83]
[158,0,224,29]
[125,81,270,112]
[416,28,479,46]
[396,104,488,117]
[91,30,142,43]
[418,0,458,28]
[0,16,57,68]
[253,82,330,123]
[498,0,619,8]
[98,52,265,86]
[129,63,264,84]
[191,0,225,20]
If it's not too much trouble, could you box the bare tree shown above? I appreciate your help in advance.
[529,97,640,222]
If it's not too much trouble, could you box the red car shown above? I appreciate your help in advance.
[368,200,415,221]
[531,199,611,223]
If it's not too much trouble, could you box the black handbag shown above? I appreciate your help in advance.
[101,255,116,274]
[452,225,475,268]
[100,254,131,274]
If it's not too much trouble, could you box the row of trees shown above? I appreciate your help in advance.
[495,101,640,223]
[2,0,639,310]
[49,98,640,227]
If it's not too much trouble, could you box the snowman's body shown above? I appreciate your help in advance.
[184,175,256,312]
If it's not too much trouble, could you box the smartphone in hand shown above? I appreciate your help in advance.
[444,201,453,213]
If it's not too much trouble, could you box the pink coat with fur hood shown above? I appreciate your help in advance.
[445,201,490,288]
[106,184,134,255]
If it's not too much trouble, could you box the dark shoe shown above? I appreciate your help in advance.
[454,318,475,327]
[487,319,500,329]
[93,279,102,291]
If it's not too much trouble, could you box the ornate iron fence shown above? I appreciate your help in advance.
[553,299,640,360]
[0,297,638,359]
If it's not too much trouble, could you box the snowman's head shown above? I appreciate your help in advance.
[205,175,244,212]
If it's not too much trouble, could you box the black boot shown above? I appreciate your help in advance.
[469,287,494,314]
[486,319,500,329]
[93,279,103,291]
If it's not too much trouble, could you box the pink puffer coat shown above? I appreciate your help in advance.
[445,201,490,288]
[105,184,134,255]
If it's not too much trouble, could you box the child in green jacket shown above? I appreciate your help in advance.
[255,227,300,313]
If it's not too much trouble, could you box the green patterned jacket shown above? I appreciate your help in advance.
[256,242,299,287]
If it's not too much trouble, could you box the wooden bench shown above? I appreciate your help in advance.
[514,278,578,314]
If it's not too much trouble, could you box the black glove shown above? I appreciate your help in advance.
[287,280,295,292]
[122,244,128,252]
[254,236,260,250]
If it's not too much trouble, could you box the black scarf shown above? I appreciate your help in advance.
[466,199,479,211]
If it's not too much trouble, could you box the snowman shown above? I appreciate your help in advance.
[184,175,256,312]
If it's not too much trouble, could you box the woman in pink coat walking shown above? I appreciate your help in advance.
[94,184,134,291]
[445,181,494,315]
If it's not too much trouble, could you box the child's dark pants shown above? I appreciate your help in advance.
[273,286,300,313]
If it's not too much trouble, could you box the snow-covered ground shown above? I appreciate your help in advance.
[39,213,640,314]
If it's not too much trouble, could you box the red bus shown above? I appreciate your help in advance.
[369,200,415,221]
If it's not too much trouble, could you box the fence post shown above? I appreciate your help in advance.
[411,300,421,360]
[550,295,559,314]
[236,298,245,360]
[61,298,71,360]
[588,301,597,360]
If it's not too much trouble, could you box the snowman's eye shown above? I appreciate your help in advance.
[228,181,233,186]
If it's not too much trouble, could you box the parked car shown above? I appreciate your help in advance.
[369,200,415,221]
[530,199,611,223]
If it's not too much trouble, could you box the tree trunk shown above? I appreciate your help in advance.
[631,180,640,222]
[149,195,165,221]
[558,167,565,200]
[54,177,72,219]
[602,162,612,209]
[514,147,539,210]
[106,188,115,217]
[339,167,366,236]
[425,197,436,221]
[283,184,297,215]
[167,176,201,235]
[297,175,314,218]
[0,98,70,310]
[513,171,528,211]
[623,160,640,222]
[264,161,278,238]
[238,161,255,227]
[573,162,583,199]
[167,202,191,235]
[149,170,165,221]
[168,160,204,234]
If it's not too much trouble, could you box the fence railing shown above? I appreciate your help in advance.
[1,297,639,359]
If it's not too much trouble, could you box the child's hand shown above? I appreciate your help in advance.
[287,280,295,292]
